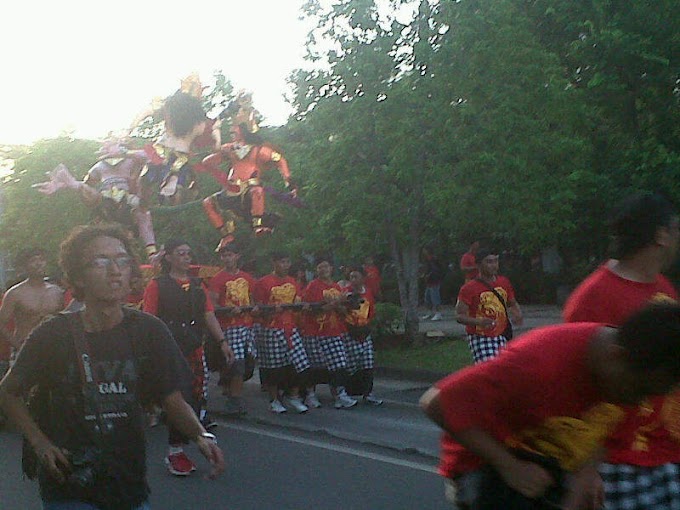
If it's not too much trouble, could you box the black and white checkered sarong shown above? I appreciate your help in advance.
[466,334,507,364]
[600,462,680,510]
[344,333,374,372]
[317,335,349,371]
[223,326,257,360]
[302,335,326,367]
[259,327,310,372]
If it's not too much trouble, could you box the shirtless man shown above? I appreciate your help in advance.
[0,248,64,351]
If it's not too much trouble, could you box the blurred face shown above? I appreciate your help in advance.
[165,244,192,273]
[478,255,499,278]
[191,120,207,140]
[220,250,240,271]
[612,365,679,405]
[273,257,291,276]
[77,236,132,304]
[349,270,364,288]
[316,261,333,280]
[230,125,245,143]
[25,254,47,278]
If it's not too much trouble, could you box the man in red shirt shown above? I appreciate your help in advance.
[254,252,310,414]
[301,258,358,409]
[421,303,680,510]
[455,247,523,363]
[208,242,257,416]
[342,265,382,405]
[563,192,680,509]
[362,256,382,301]
[143,239,234,476]
[460,240,480,282]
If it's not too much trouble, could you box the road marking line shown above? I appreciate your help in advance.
[223,421,437,474]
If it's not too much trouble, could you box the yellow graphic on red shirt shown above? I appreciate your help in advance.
[270,283,296,304]
[348,299,371,326]
[317,288,342,331]
[627,292,678,450]
[508,403,624,471]
[651,292,676,304]
[323,288,342,301]
[223,278,250,307]
[661,392,680,445]
[476,288,508,336]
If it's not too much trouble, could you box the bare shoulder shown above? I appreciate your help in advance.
[3,280,27,299]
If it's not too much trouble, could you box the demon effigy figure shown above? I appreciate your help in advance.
[200,92,297,251]
[34,139,159,256]
[35,75,221,260]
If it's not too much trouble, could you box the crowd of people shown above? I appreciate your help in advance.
[2,191,680,510]
[425,192,680,510]
[0,229,386,503]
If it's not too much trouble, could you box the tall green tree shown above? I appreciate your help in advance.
[288,0,591,341]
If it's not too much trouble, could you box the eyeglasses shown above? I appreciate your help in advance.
[85,256,134,270]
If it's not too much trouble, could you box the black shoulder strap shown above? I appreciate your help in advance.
[474,278,509,314]
[63,311,107,440]
[63,310,141,436]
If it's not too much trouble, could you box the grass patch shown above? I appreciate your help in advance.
[376,337,473,374]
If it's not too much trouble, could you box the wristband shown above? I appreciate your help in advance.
[197,431,217,444]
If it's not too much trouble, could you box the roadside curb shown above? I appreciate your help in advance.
[374,366,448,384]
[207,410,441,462]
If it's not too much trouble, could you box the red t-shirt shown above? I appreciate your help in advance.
[460,252,479,280]
[254,274,300,331]
[363,265,381,299]
[208,269,256,329]
[125,292,144,310]
[437,323,624,478]
[564,263,680,466]
[301,279,348,337]
[344,285,375,328]
[142,278,214,316]
[457,276,515,336]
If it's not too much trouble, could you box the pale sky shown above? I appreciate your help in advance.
[0,0,314,145]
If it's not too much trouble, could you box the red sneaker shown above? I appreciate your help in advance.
[165,451,196,476]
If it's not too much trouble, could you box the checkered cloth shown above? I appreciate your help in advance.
[600,462,680,510]
[259,327,310,372]
[223,326,257,360]
[344,333,375,372]
[466,334,507,364]
[252,323,264,358]
[186,345,208,404]
[302,335,326,367]
[317,335,349,371]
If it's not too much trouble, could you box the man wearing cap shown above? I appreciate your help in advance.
[455,248,523,363]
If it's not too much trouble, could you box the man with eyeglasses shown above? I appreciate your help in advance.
[143,238,234,476]
[0,224,225,510]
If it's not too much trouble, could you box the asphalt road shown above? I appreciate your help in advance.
[0,419,450,510]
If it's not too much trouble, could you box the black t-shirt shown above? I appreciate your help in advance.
[11,309,191,509]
